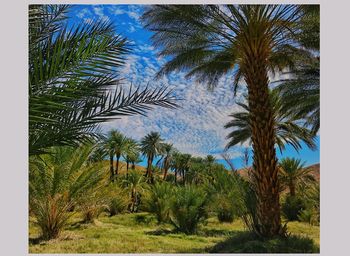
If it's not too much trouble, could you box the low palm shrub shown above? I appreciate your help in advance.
[216,196,236,223]
[297,183,320,225]
[29,144,104,239]
[144,181,173,223]
[121,170,148,212]
[282,195,305,221]
[168,185,208,234]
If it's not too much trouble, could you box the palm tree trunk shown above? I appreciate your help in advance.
[115,154,120,176]
[163,166,169,180]
[132,161,135,170]
[174,169,177,184]
[146,154,153,181]
[109,153,114,182]
[245,53,282,237]
[126,161,130,178]
[289,181,296,197]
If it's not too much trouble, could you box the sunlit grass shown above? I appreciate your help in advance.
[29,212,319,253]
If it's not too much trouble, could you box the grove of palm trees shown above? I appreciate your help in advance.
[28,4,320,253]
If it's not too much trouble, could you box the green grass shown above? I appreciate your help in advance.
[29,212,319,253]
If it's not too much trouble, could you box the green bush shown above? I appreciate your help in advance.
[282,195,305,221]
[216,197,236,223]
[298,207,320,226]
[29,145,103,240]
[105,185,129,216]
[168,185,208,234]
[144,182,173,223]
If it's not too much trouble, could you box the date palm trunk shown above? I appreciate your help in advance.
[115,154,120,176]
[289,181,296,197]
[126,161,130,178]
[109,153,114,182]
[244,51,283,237]
[146,154,154,183]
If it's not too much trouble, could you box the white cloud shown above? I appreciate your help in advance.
[93,6,110,23]
[76,8,91,19]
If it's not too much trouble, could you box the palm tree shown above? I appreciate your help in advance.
[110,130,128,177]
[160,143,175,180]
[121,170,147,212]
[29,5,178,156]
[181,153,192,184]
[277,6,319,135]
[225,88,317,153]
[29,143,103,239]
[140,132,164,182]
[123,138,139,177]
[205,155,215,173]
[102,133,117,181]
[171,151,182,184]
[279,158,314,197]
[142,5,305,236]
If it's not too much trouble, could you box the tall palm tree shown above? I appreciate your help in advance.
[110,130,128,177]
[100,133,117,181]
[225,88,317,153]
[140,132,164,182]
[181,153,192,184]
[142,5,305,236]
[171,151,182,183]
[160,143,175,180]
[123,138,139,177]
[279,157,314,197]
[29,5,178,156]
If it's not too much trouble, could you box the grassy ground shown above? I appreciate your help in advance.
[29,212,319,253]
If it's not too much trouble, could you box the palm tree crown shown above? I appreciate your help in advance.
[279,157,314,196]
[225,88,317,153]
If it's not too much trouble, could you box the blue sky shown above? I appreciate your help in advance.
[69,5,320,169]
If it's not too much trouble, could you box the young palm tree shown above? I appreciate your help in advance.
[29,144,104,239]
[225,88,317,153]
[29,5,178,156]
[123,138,139,176]
[279,157,314,197]
[121,170,147,212]
[142,5,304,236]
[140,132,164,182]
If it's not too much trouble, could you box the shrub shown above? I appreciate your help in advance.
[121,170,148,213]
[102,185,129,216]
[168,185,208,234]
[29,145,103,239]
[144,182,173,223]
[297,183,320,225]
[298,208,320,226]
[216,197,236,223]
[282,195,305,221]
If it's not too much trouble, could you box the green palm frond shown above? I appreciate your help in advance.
[224,89,316,152]
[29,5,178,156]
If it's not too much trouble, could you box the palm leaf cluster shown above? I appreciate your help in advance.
[29,143,104,239]
[29,5,178,155]
[225,88,317,153]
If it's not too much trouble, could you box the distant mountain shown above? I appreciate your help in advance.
[236,163,320,182]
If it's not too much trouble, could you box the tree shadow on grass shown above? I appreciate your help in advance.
[145,227,238,237]
[207,231,320,253]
